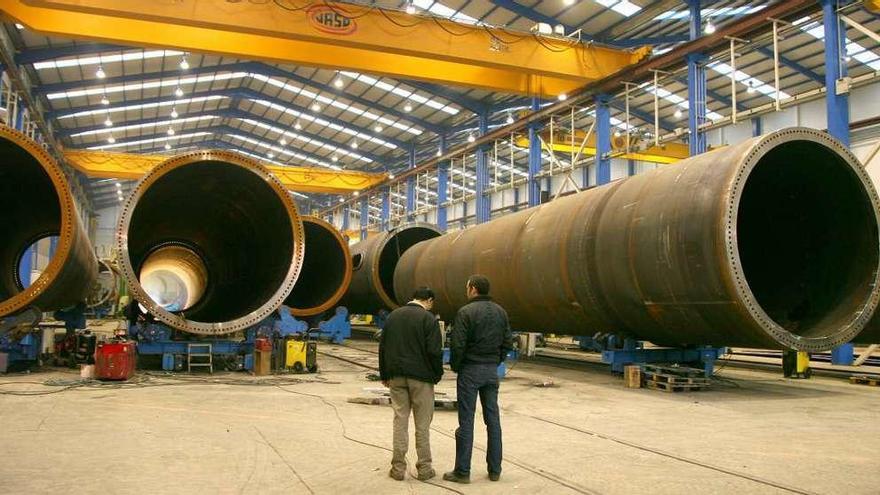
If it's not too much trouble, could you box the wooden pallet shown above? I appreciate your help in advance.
[645,380,707,393]
[644,371,710,386]
[642,364,705,378]
[849,375,880,387]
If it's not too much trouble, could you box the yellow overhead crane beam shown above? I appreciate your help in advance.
[515,129,690,164]
[64,150,386,194]
[2,1,649,98]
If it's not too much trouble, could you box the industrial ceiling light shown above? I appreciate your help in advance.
[339,197,344,203]
[704,20,716,34]
[405,2,416,14]
[331,155,338,162]
[311,102,321,112]
[95,65,106,78]
[389,173,395,179]
[563,0,575,6]
[334,78,344,88]
[267,152,275,159]
[179,55,190,70]
[167,127,175,136]
[294,120,303,130]
[279,138,287,146]
[436,148,442,157]
[467,133,476,143]
[174,86,184,98]
[374,124,383,132]
[673,108,683,119]
[557,93,568,101]
[506,113,514,124]
[107,135,116,143]
[351,140,359,149]
[104,116,113,127]
[747,81,756,94]
[354,191,360,197]
[404,103,413,112]
[164,143,172,150]
[115,182,122,188]
[100,94,110,105]
[170,107,179,119]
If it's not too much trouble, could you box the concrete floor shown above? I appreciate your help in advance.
[0,341,877,495]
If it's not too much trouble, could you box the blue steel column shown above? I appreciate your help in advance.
[751,117,763,137]
[437,134,449,231]
[14,97,24,131]
[359,196,369,240]
[822,0,850,146]
[475,112,490,223]
[595,95,612,185]
[527,97,542,206]
[342,204,350,232]
[381,187,390,231]
[687,0,707,156]
[406,144,416,221]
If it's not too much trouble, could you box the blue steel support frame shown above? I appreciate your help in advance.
[342,204,350,232]
[14,98,24,131]
[822,0,850,146]
[687,1,708,156]
[751,117,762,137]
[595,95,612,186]
[381,187,391,231]
[475,112,490,224]
[406,144,416,221]
[359,196,369,240]
[527,97,542,207]
[437,134,449,231]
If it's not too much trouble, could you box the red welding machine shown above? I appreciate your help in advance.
[95,341,137,380]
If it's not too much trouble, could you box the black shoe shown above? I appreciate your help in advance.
[388,469,405,481]
[443,471,471,484]
[489,472,501,482]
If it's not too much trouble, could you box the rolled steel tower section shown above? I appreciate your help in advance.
[0,125,97,317]
[341,223,440,314]
[117,151,304,335]
[284,216,352,317]
[395,128,880,351]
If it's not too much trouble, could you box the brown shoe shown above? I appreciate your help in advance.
[389,469,405,481]
[417,469,436,481]
[442,471,470,484]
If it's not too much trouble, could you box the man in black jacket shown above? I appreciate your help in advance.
[444,275,514,484]
[379,286,443,482]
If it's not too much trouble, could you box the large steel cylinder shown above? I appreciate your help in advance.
[394,128,880,351]
[117,151,304,334]
[0,125,97,317]
[285,216,352,317]
[341,223,441,314]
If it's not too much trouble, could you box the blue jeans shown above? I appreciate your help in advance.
[454,363,502,476]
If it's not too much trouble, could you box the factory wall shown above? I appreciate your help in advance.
[92,206,120,260]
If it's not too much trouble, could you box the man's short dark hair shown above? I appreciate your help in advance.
[412,286,435,301]
[467,275,490,295]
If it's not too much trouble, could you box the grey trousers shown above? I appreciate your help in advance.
[389,376,435,475]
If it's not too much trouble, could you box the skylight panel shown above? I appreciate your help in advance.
[70,115,215,137]
[33,50,184,70]
[46,72,247,100]
[86,131,211,150]
[237,118,372,163]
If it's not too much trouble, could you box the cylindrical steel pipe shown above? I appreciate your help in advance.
[341,223,441,314]
[284,216,352,317]
[0,125,98,317]
[395,128,880,351]
[117,151,304,334]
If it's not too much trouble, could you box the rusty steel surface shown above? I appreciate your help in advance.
[117,151,304,335]
[285,215,352,317]
[341,223,440,315]
[395,128,880,351]
[0,125,97,317]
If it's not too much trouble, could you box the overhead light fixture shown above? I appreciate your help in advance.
[334,78,344,88]
[746,81,756,94]
[107,135,116,143]
[294,121,303,130]
[279,138,287,146]
[704,20,716,34]
[331,155,338,162]
[467,133,476,143]
[170,107,179,119]
[436,148,442,157]
[311,102,321,112]
[405,2,416,14]
[164,143,172,151]
[167,127,175,136]
[673,108,683,119]
[557,93,568,101]
[351,140,359,149]
[115,182,122,188]
[104,116,113,127]
[614,130,622,137]
[267,152,275,159]
[404,103,413,112]
[354,191,360,197]
[179,56,190,70]
[95,65,106,78]
[100,94,110,105]
[506,113,514,124]
[174,86,184,98]
[374,124,383,132]
[339,197,345,203]
[118,196,124,202]
[563,0,575,6]
[389,173,395,179]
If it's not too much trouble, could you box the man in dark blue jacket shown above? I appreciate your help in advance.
[379,286,443,481]
[444,275,514,484]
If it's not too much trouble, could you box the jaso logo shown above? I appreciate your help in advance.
[308,5,357,35]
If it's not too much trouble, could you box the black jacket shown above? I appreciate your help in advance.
[449,295,514,372]
[379,302,444,384]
